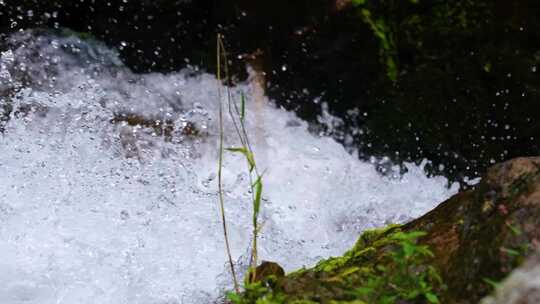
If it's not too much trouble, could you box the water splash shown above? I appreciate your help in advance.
[0,29,458,304]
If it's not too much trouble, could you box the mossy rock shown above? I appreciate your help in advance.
[407,157,540,302]
[236,225,439,303]
[235,157,540,303]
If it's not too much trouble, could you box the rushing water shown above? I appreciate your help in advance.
[0,29,458,304]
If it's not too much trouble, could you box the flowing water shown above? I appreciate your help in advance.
[0,29,458,304]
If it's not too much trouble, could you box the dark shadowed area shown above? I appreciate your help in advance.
[2,0,539,182]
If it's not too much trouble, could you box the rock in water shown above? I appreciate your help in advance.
[248,261,285,284]
[237,157,540,303]
[405,157,540,303]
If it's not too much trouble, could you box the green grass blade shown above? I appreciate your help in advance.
[225,147,247,153]
[240,92,246,122]
[483,278,501,289]
[253,176,263,219]
[226,147,255,172]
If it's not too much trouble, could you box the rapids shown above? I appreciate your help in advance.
[0,29,458,304]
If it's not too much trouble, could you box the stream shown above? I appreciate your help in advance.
[0,29,458,304]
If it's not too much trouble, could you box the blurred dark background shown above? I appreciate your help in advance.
[1,0,539,183]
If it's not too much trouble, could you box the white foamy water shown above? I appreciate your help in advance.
[0,29,458,304]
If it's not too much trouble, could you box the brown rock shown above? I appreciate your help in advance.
[239,157,540,303]
[403,157,540,303]
[248,261,286,284]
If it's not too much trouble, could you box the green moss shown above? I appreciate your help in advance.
[311,224,401,274]
[231,224,442,303]
[351,0,406,82]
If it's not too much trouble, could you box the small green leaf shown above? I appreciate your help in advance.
[240,92,246,122]
[381,295,397,304]
[506,223,522,236]
[483,278,501,289]
[245,151,256,172]
[340,266,360,277]
[253,176,263,217]
[405,289,421,299]
[360,8,371,18]
[416,245,434,257]
[402,242,416,258]
[391,231,427,247]
[226,147,255,172]
[225,291,242,304]
[425,292,439,303]
[428,266,443,284]
[351,0,366,6]
[226,147,248,154]
[500,247,520,257]
[355,286,374,296]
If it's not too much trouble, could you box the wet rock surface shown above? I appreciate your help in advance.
[238,157,540,303]
[405,156,540,303]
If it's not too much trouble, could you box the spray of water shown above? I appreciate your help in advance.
[0,29,458,304]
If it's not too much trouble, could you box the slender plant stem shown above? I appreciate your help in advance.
[217,34,264,284]
[217,37,261,275]
[216,33,240,293]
